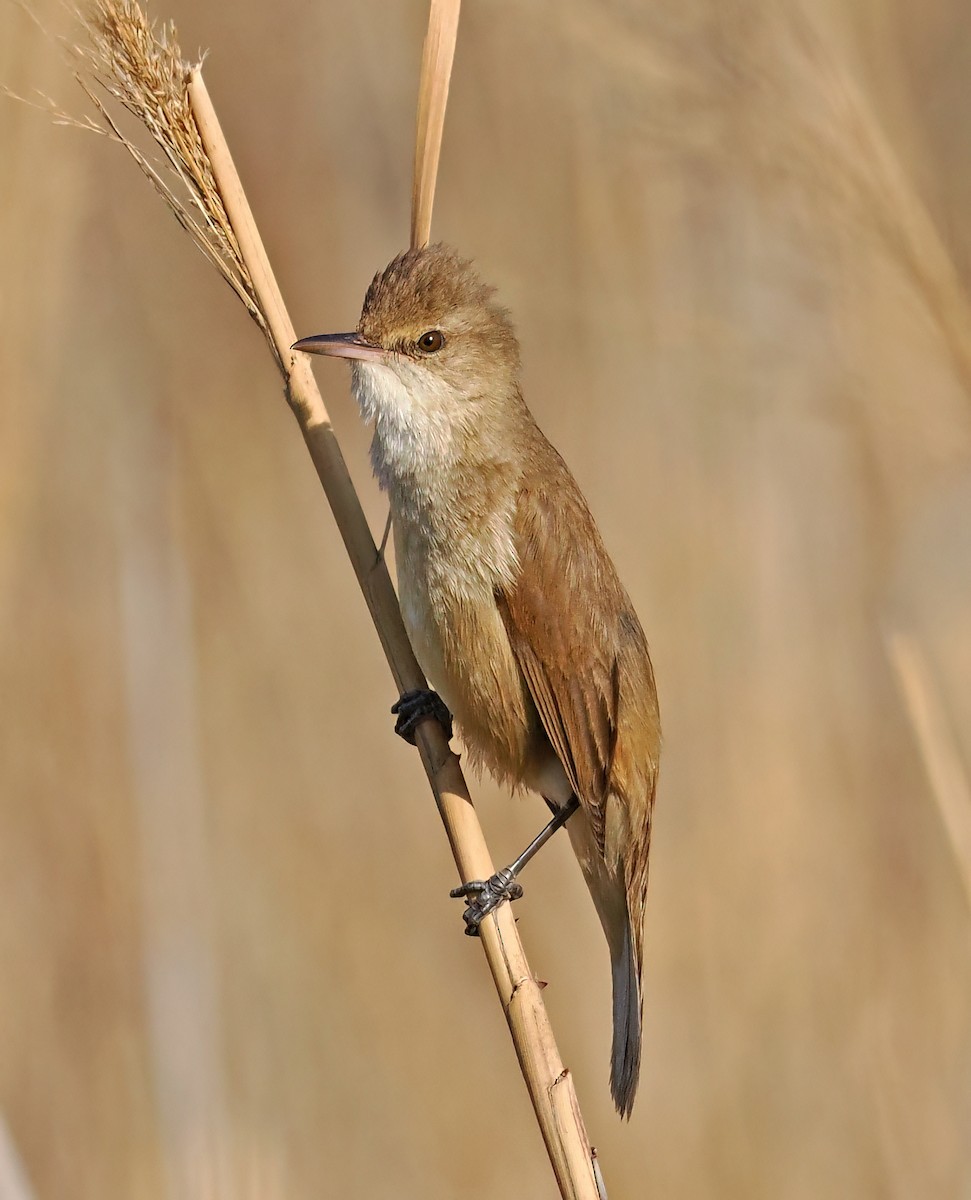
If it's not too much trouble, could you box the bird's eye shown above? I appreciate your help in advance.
[417,329,445,354]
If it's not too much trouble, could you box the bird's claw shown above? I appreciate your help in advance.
[391,689,453,745]
[449,868,524,936]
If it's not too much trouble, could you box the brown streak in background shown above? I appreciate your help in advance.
[884,626,971,911]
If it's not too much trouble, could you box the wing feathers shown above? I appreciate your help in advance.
[495,422,660,1118]
[496,439,655,863]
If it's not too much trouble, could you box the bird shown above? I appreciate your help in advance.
[293,243,660,1117]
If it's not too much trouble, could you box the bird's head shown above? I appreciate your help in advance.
[293,244,521,432]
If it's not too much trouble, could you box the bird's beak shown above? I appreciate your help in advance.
[290,331,386,362]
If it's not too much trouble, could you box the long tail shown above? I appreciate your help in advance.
[566,809,645,1116]
[609,908,642,1118]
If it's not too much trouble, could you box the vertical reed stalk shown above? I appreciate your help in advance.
[411,0,461,249]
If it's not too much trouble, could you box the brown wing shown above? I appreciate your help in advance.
[496,437,656,861]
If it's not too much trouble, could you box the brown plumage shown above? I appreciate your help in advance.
[295,245,661,1116]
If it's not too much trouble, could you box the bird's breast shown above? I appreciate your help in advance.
[392,508,540,785]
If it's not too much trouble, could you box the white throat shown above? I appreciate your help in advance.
[352,359,464,503]
[350,358,521,591]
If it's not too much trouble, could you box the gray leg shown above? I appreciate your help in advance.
[450,794,581,935]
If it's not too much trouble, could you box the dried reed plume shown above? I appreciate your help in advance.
[58,1,279,368]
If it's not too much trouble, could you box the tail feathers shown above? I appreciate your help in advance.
[564,808,645,1116]
[609,914,642,1119]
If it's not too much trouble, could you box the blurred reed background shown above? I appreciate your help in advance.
[2,1,970,1196]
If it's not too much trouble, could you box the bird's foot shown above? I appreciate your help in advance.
[449,868,524,936]
[391,689,453,745]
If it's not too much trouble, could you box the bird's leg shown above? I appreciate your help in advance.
[392,689,453,745]
[450,794,581,936]
[375,509,393,566]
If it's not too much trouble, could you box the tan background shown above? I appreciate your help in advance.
[2,2,970,1196]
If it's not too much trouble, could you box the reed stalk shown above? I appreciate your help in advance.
[411,0,461,250]
[63,3,607,1195]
